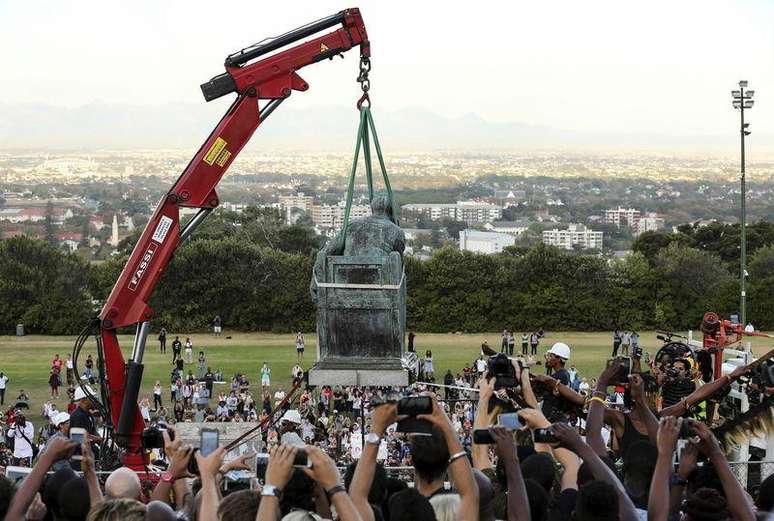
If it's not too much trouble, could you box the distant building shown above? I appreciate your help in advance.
[279,193,316,225]
[484,220,530,236]
[402,201,502,225]
[604,207,641,228]
[493,190,526,208]
[0,206,73,224]
[542,224,603,250]
[635,212,665,235]
[459,229,515,254]
[309,203,370,230]
[403,228,433,241]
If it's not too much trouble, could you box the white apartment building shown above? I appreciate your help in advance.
[542,224,604,250]
[279,193,316,225]
[459,229,516,254]
[309,203,371,230]
[483,220,530,236]
[635,213,665,235]
[604,207,640,228]
[402,201,502,225]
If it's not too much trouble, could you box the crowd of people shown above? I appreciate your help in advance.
[0,330,772,521]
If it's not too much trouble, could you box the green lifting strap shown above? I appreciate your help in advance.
[341,107,398,241]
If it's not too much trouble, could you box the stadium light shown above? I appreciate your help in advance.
[731,80,754,332]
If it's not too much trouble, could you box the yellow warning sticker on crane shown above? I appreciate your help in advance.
[215,148,231,167]
[204,137,227,166]
[320,43,329,53]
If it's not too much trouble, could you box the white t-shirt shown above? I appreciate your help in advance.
[274,391,286,405]
[66,360,73,369]
[10,422,34,458]
[0,375,8,389]
[476,359,487,373]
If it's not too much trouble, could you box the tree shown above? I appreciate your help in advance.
[441,219,466,240]
[0,236,94,334]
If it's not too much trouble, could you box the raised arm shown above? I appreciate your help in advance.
[648,416,681,521]
[472,376,497,471]
[661,365,748,417]
[629,373,659,442]
[195,446,227,521]
[693,422,755,521]
[491,426,530,521]
[257,445,297,521]
[304,446,364,521]
[587,359,623,456]
[81,440,104,504]
[418,394,479,521]
[531,373,585,406]
[5,438,78,521]
[552,423,639,521]
[349,403,398,521]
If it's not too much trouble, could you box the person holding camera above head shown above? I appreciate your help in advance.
[584,358,658,463]
[7,413,34,466]
[347,393,479,521]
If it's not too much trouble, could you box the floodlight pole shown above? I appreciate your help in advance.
[731,81,755,329]
[740,84,747,329]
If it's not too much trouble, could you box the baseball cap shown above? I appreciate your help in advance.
[53,412,71,426]
[73,386,95,401]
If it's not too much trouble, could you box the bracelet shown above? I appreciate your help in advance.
[588,396,607,407]
[325,484,346,501]
[448,451,467,464]
[592,390,607,399]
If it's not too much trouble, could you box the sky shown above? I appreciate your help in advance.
[1,0,773,138]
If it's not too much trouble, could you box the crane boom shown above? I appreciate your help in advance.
[87,8,369,468]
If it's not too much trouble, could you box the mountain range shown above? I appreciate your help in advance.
[0,101,766,152]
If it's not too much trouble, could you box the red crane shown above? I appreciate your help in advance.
[77,9,370,470]
[700,311,771,380]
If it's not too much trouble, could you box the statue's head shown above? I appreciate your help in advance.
[370,193,396,223]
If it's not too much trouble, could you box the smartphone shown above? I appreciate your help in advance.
[532,427,557,444]
[200,428,219,457]
[255,453,269,480]
[473,428,494,445]
[70,427,87,460]
[397,396,432,416]
[497,413,522,431]
[606,357,632,385]
[293,449,312,468]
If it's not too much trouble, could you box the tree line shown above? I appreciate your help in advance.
[3,220,774,335]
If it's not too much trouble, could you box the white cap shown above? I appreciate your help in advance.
[547,342,571,360]
[281,409,302,424]
[74,385,95,401]
[53,412,71,426]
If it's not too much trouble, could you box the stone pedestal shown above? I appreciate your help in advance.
[309,357,408,387]
[311,252,408,386]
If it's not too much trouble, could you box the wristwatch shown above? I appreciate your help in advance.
[160,472,174,483]
[365,432,381,445]
[262,485,283,500]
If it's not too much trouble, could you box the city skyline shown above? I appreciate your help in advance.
[1,0,772,146]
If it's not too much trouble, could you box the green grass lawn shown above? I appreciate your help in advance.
[1,330,771,427]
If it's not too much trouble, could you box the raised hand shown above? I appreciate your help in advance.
[302,446,342,490]
[517,407,550,429]
[265,445,297,489]
[598,357,624,387]
[552,422,585,452]
[656,416,682,455]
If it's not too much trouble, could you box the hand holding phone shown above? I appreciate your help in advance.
[70,427,87,460]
